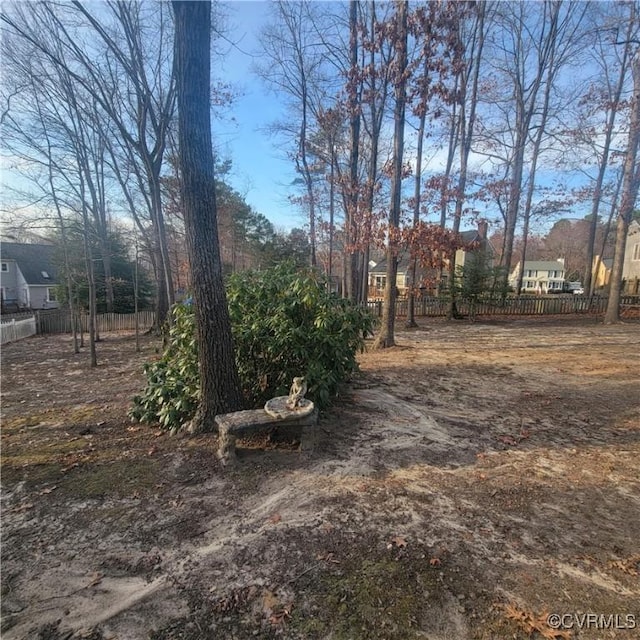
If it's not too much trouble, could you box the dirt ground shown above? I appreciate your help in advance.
[1,316,639,640]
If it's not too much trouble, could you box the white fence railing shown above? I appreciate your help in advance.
[1,316,37,345]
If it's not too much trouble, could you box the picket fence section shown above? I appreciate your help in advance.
[366,295,631,318]
[1,316,37,345]
[35,309,156,335]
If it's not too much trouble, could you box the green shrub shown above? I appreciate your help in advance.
[129,303,199,429]
[130,263,374,429]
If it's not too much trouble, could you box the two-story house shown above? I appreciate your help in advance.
[591,221,640,294]
[368,221,494,298]
[509,259,566,294]
[622,219,640,294]
[0,242,59,312]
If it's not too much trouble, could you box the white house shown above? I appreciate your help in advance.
[0,242,60,311]
[509,259,566,294]
[622,219,640,293]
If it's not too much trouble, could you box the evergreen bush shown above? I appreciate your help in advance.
[130,263,374,430]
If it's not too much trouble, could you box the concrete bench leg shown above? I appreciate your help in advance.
[217,426,237,466]
[299,424,317,452]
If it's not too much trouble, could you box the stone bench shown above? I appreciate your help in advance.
[215,407,318,466]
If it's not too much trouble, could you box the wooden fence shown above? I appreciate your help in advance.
[1,316,37,345]
[2,295,637,340]
[366,295,639,318]
[34,309,156,335]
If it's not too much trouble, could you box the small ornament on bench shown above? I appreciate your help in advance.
[264,376,314,419]
[286,376,307,409]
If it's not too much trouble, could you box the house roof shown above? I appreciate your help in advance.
[521,260,565,271]
[369,251,411,274]
[1,242,58,285]
[460,229,481,244]
[369,227,492,274]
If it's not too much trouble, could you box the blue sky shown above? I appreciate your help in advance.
[210,1,588,238]
[214,1,302,231]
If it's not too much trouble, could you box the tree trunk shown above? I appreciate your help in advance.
[81,202,98,368]
[406,95,427,328]
[373,0,408,349]
[328,145,335,281]
[172,0,244,431]
[516,10,557,295]
[604,49,640,324]
[345,0,361,302]
[447,2,485,317]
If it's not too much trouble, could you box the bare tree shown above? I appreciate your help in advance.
[605,45,640,324]
[172,0,244,432]
[1,1,176,326]
[515,1,588,295]
[256,1,330,269]
[373,0,408,349]
[477,1,587,287]
[359,1,394,305]
[579,3,638,295]
[446,1,487,317]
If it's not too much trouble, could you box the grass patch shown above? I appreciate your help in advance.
[57,458,162,499]
[3,437,88,466]
[290,554,443,639]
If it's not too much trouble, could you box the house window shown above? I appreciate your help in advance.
[41,270,50,279]
[1,262,7,272]
[47,287,57,302]
[374,275,386,291]
[633,243,640,261]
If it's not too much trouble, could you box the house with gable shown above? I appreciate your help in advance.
[508,259,566,294]
[622,219,640,294]
[591,255,613,290]
[368,221,494,298]
[591,221,640,294]
[0,242,60,312]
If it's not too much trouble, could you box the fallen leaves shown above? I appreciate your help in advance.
[503,603,572,639]
[610,554,640,576]
[496,427,531,447]
[388,535,407,549]
[261,588,293,630]
[315,552,340,564]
